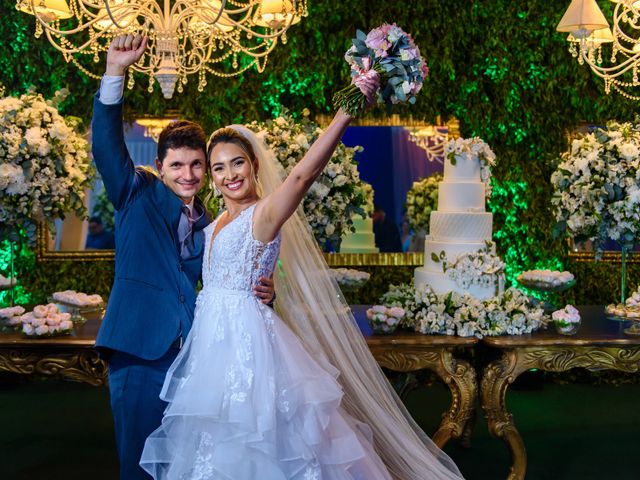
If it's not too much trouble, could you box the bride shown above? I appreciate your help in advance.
[140,70,463,480]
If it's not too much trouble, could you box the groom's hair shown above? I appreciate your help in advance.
[157,121,207,163]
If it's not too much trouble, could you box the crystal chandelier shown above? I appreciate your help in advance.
[407,125,449,164]
[16,0,307,98]
[135,114,178,141]
[557,0,640,100]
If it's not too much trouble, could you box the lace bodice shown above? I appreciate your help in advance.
[202,203,281,292]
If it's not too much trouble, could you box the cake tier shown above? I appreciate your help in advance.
[423,239,493,273]
[438,182,485,212]
[340,216,379,253]
[444,153,481,182]
[430,212,493,243]
[414,267,499,300]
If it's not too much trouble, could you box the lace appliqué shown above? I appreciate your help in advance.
[181,432,219,480]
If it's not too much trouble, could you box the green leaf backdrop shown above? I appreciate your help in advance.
[1,0,638,305]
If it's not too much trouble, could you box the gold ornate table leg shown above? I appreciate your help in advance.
[481,346,640,480]
[373,347,477,449]
[0,350,108,386]
[481,350,528,480]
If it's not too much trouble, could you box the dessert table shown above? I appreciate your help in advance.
[0,312,107,386]
[0,305,478,449]
[480,305,640,480]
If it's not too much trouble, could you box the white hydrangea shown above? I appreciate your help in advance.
[0,89,93,242]
[552,120,640,251]
[379,283,548,338]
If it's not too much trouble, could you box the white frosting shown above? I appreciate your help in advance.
[340,216,379,254]
[430,211,493,242]
[443,153,481,181]
[414,148,504,299]
[414,267,500,300]
[423,239,494,272]
[438,181,485,212]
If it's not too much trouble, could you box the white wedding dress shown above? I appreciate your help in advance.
[140,204,391,480]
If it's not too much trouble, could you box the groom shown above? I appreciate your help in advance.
[92,34,275,479]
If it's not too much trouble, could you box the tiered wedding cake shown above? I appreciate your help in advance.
[340,215,379,253]
[414,138,502,300]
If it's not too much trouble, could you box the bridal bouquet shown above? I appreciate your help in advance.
[551,120,640,252]
[333,24,429,116]
[0,88,93,242]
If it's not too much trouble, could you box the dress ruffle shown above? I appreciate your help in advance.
[140,288,391,480]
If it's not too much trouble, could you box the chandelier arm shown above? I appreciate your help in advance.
[579,45,640,77]
[103,0,129,30]
[611,4,640,54]
[43,26,116,53]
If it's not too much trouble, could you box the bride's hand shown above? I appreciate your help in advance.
[254,276,275,305]
[353,70,379,108]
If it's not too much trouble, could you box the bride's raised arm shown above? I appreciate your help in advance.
[253,108,359,243]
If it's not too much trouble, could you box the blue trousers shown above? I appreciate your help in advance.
[108,348,179,480]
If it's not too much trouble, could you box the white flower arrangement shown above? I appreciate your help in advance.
[405,173,442,233]
[625,285,640,307]
[247,108,368,250]
[17,303,74,337]
[431,241,505,290]
[0,88,93,242]
[445,137,496,197]
[366,305,405,334]
[551,120,640,252]
[379,283,548,338]
[330,268,371,289]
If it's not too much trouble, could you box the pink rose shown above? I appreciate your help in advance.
[59,312,72,322]
[46,303,59,314]
[365,29,391,54]
[33,305,48,318]
[22,324,35,335]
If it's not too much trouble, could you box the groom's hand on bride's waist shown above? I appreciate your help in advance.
[254,276,275,306]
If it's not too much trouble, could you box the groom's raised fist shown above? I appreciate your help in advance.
[106,33,148,77]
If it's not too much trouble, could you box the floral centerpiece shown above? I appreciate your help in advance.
[0,88,93,243]
[430,241,505,290]
[551,121,640,252]
[247,109,369,250]
[365,305,404,334]
[445,137,496,198]
[378,283,548,338]
[333,24,429,116]
[405,173,442,233]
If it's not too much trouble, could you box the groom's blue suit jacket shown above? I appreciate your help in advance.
[92,95,211,360]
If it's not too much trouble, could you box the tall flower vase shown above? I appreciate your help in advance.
[620,247,627,305]
[0,238,17,307]
[621,247,640,335]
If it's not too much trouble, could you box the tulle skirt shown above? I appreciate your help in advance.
[140,287,391,480]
